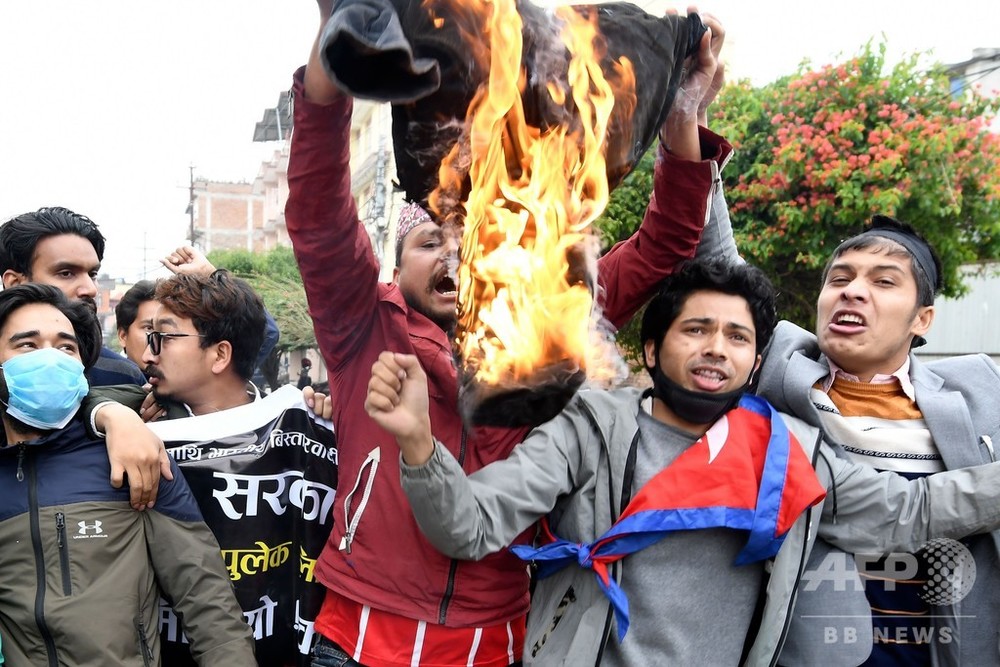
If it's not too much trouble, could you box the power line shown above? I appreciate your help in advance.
[946,60,1000,96]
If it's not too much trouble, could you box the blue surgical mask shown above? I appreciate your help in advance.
[0,348,89,430]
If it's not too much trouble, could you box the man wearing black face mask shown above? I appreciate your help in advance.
[365,257,1000,665]
[0,283,255,666]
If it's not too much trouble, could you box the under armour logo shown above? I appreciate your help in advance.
[77,520,104,536]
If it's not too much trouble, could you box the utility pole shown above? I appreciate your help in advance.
[370,136,389,267]
[186,164,197,245]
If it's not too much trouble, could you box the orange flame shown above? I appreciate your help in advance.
[431,0,634,387]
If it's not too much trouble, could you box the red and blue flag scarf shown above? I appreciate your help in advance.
[510,394,826,640]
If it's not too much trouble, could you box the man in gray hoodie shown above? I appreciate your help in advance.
[364,257,1000,665]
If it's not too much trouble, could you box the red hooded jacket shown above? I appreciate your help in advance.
[284,65,731,633]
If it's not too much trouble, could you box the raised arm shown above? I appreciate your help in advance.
[365,351,582,559]
[694,161,742,265]
[285,1,379,371]
[597,12,732,329]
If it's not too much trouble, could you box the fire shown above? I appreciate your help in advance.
[429,0,633,388]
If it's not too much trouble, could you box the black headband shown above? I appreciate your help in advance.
[857,227,938,292]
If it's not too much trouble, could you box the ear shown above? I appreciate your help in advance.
[117,328,128,354]
[642,339,657,371]
[911,305,934,338]
[210,340,235,376]
[2,270,27,289]
[748,354,762,385]
[392,266,401,285]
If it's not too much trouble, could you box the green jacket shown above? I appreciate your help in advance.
[0,420,255,666]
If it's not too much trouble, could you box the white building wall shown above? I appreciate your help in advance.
[916,263,1000,364]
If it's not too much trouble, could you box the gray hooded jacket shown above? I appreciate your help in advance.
[400,387,1000,665]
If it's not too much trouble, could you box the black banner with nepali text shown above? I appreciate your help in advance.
[149,385,337,667]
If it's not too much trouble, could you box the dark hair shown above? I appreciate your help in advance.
[640,258,777,376]
[0,283,102,370]
[115,280,158,332]
[154,270,266,381]
[823,215,943,308]
[0,207,106,276]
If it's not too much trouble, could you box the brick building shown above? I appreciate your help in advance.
[190,145,290,253]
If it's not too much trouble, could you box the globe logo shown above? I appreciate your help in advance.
[917,538,976,606]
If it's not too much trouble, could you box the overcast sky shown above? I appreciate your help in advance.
[2,1,997,282]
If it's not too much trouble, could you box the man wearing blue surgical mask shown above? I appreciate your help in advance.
[0,283,255,666]
[0,207,170,510]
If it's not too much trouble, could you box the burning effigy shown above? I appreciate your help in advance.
[320,0,704,425]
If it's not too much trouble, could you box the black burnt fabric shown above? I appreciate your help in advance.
[319,0,441,103]
[321,0,705,208]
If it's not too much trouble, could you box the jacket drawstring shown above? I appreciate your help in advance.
[16,443,26,482]
[818,449,838,523]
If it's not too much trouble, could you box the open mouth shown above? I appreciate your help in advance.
[435,274,457,297]
[832,312,865,328]
[691,367,728,391]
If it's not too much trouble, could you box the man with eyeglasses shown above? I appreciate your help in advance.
[113,245,280,389]
[140,271,262,415]
[96,269,338,665]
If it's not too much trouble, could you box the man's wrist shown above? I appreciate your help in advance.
[89,400,119,438]
[398,423,434,466]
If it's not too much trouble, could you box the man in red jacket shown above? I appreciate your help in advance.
[286,2,727,664]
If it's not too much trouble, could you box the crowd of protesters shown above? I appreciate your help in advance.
[1,2,999,666]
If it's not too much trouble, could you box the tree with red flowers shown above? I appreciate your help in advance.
[598,41,1000,335]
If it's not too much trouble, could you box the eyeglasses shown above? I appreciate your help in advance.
[145,330,205,355]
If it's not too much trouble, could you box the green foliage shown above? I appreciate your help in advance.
[206,246,316,351]
[713,42,1000,325]
[209,245,302,281]
[596,143,658,250]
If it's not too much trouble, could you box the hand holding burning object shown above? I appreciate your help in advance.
[321,0,707,427]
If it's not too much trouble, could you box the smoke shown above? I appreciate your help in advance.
[568,234,629,390]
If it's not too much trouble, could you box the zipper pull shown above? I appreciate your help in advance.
[138,621,155,663]
[16,443,26,482]
[56,512,66,548]
[339,447,381,554]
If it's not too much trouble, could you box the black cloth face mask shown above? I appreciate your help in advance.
[650,364,750,427]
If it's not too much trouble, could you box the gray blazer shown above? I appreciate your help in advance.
[693,155,1000,664]
[759,320,1000,666]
